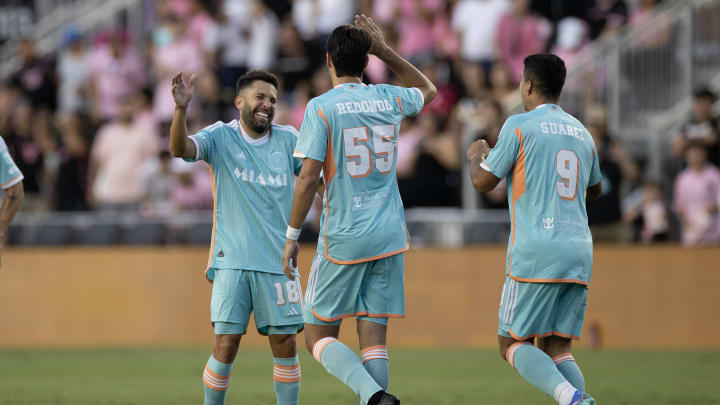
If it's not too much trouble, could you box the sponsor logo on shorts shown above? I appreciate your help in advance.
[286,307,301,317]
[217,250,224,257]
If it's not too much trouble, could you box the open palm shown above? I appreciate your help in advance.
[171,72,196,108]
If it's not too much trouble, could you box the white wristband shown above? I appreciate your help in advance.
[286,226,301,241]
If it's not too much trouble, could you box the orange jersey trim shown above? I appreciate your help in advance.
[508,273,589,285]
[324,245,409,265]
[506,128,526,277]
[312,309,405,323]
[1,174,22,188]
[509,328,580,341]
[395,96,403,113]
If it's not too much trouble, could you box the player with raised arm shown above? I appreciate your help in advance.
[0,136,24,266]
[467,54,602,405]
[281,16,436,405]
[169,70,309,405]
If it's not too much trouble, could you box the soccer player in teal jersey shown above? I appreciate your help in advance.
[467,54,602,405]
[281,16,436,405]
[170,70,315,405]
[0,136,24,266]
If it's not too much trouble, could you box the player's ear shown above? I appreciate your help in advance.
[234,94,243,110]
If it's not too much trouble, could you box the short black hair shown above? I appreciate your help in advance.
[693,87,717,103]
[236,69,279,95]
[326,25,371,78]
[523,54,566,100]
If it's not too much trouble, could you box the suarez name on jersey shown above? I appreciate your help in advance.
[481,104,602,285]
[186,120,302,280]
[294,83,424,264]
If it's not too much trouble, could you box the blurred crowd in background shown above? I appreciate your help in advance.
[1,0,719,246]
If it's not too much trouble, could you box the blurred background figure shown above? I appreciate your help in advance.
[88,29,145,122]
[495,0,552,84]
[672,87,719,166]
[452,0,509,97]
[623,180,670,243]
[56,26,90,116]
[88,94,158,212]
[585,106,640,242]
[673,143,720,246]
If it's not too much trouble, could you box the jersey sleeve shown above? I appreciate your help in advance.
[0,138,23,189]
[294,102,328,163]
[588,145,602,187]
[481,117,521,179]
[184,122,220,163]
[382,85,425,117]
[287,126,303,175]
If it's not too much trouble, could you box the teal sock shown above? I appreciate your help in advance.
[360,345,389,390]
[273,356,300,405]
[363,359,389,390]
[313,337,382,404]
[203,355,233,405]
[554,353,585,392]
[507,343,578,405]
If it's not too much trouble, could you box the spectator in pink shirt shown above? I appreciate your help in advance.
[88,31,145,121]
[673,143,720,246]
[88,95,159,211]
[496,0,552,83]
[151,16,204,125]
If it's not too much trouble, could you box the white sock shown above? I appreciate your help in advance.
[553,381,578,405]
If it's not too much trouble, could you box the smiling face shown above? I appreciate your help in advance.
[235,80,277,134]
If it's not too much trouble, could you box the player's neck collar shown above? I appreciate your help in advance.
[236,120,270,146]
[334,83,366,89]
[534,103,562,111]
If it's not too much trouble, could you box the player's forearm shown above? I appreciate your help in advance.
[0,182,23,241]
[288,175,320,230]
[468,156,497,193]
[169,107,196,158]
[374,46,437,105]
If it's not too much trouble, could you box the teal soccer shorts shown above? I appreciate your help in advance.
[210,268,304,336]
[498,276,588,341]
[303,253,405,326]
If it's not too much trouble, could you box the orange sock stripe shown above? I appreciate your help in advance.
[203,366,231,391]
[360,345,387,354]
[273,364,301,383]
[361,345,388,364]
[312,337,338,362]
[506,341,531,369]
[552,353,575,365]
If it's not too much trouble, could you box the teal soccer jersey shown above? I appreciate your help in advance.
[293,83,424,264]
[186,121,302,280]
[482,104,602,284]
[0,137,23,190]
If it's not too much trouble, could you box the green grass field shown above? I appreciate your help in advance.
[0,348,718,404]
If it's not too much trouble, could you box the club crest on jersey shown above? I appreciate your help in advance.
[234,167,289,187]
[268,151,287,172]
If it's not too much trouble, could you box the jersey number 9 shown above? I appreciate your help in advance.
[556,149,578,201]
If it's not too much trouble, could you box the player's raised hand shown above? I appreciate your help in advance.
[171,72,196,108]
[354,14,387,55]
[282,239,300,281]
[466,139,491,162]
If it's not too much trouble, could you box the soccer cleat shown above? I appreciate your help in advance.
[570,391,596,405]
[368,390,400,405]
